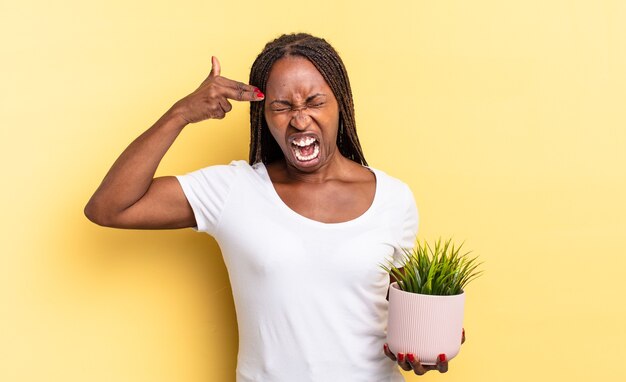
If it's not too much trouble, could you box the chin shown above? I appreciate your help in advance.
[288,156,322,171]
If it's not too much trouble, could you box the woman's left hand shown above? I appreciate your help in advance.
[383,328,466,375]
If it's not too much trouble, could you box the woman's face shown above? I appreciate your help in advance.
[264,56,340,172]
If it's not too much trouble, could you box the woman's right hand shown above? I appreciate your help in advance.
[171,56,264,124]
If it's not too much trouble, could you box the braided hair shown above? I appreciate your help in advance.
[248,33,367,166]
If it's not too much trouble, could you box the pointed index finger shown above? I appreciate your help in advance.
[221,86,264,102]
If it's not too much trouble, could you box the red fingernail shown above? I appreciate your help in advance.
[398,353,405,362]
[256,91,264,98]
[407,353,415,363]
[438,353,447,362]
[383,343,388,351]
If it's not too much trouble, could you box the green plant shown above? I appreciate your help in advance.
[380,238,483,296]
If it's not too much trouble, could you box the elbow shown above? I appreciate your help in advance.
[84,199,114,227]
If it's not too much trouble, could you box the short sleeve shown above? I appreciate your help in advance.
[175,160,242,235]
[392,185,419,268]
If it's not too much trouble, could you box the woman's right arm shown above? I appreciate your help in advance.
[84,57,264,229]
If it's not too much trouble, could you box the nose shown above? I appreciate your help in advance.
[289,108,312,131]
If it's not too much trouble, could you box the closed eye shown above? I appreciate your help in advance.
[270,106,290,112]
[269,101,291,112]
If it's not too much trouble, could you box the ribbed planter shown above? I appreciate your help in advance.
[387,282,465,365]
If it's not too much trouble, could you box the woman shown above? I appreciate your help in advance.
[85,33,459,381]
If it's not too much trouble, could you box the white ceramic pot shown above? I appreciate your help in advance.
[387,282,465,365]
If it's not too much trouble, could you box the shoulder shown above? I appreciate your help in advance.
[182,160,255,177]
[369,166,413,197]
[176,160,262,192]
[368,166,417,220]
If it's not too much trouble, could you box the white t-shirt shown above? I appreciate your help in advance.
[176,160,418,382]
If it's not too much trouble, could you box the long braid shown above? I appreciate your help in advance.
[248,33,368,166]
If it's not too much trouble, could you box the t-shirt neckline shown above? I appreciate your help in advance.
[254,162,380,227]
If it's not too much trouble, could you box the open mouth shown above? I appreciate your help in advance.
[290,135,320,162]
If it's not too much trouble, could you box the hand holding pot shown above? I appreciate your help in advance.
[383,329,466,375]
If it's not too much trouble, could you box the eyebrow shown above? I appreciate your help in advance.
[269,93,327,106]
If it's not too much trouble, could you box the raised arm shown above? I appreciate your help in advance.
[84,57,264,229]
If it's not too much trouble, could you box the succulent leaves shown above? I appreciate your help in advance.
[380,238,483,296]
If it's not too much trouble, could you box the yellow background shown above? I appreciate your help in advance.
[2,0,625,381]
